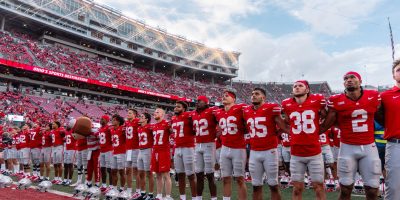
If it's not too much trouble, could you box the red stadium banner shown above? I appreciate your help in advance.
[0,58,193,102]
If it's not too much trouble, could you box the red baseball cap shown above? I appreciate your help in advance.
[101,115,110,122]
[197,96,209,104]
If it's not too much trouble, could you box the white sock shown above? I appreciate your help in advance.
[136,188,140,193]
[211,198,217,200]
[198,196,203,200]
[166,195,171,198]
[1,164,5,170]
[14,165,19,173]
[223,197,231,200]
[102,183,107,187]
[127,188,132,193]
[156,194,162,198]
[180,195,186,200]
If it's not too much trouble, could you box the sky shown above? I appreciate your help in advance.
[94,0,400,91]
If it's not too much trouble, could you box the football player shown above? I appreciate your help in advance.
[136,113,155,200]
[151,108,173,200]
[243,88,289,200]
[321,71,381,199]
[125,108,141,197]
[192,96,218,200]
[281,80,326,200]
[172,101,197,200]
[375,60,400,200]
[214,90,247,200]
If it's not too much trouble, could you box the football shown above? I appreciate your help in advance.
[70,117,92,139]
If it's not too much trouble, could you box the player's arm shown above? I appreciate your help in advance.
[327,128,334,139]
[188,114,196,136]
[319,107,328,120]
[274,115,290,134]
[319,108,337,134]
[215,124,222,138]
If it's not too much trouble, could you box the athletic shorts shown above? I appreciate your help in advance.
[30,148,41,165]
[277,144,283,163]
[125,149,139,168]
[63,149,76,164]
[281,146,291,163]
[249,149,279,186]
[338,142,381,188]
[111,153,126,170]
[195,142,216,174]
[290,153,324,183]
[76,149,88,168]
[137,148,151,171]
[151,149,171,173]
[321,145,334,164]
[2,148,8,160]
[216,148,221,165]
[52,145,63,164]
[332,146,340,162]
[16,150,22,163]
[385,142,400,200]
[220,146,246,178]
[174,147,195,176]
[100,151,112,168]
[5,148,17,160]
[20,148,30,165]
[40,147,52,163]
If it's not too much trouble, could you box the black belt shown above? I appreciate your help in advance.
[388,138,400,143]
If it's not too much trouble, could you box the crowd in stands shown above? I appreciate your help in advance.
[0,30,225,101]
[0,30,332,105]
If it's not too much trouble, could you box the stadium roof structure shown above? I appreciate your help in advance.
[0,0,240,77]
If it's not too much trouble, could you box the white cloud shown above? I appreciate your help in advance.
[271,0,382,37]
[93,0,396,91]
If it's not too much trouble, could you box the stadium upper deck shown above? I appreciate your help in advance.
[0,0,240,80]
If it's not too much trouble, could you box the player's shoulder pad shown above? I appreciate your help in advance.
[281,98,292,106]
[328,93,342,102]
[282,97,291,103]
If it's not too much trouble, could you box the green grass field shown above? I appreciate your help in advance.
[13,168,366,200]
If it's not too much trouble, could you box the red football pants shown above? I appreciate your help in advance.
[86,149,100,183]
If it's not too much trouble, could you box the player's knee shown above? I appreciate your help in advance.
[235,176,245,185]
[311,174,324,183]
[267,178,279,187]
[364,179,380,189]
[312,182,324,191]
[339,177,354,186]
[293,185,304,196]
[365,187,379,199]
[291,173,303,182]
